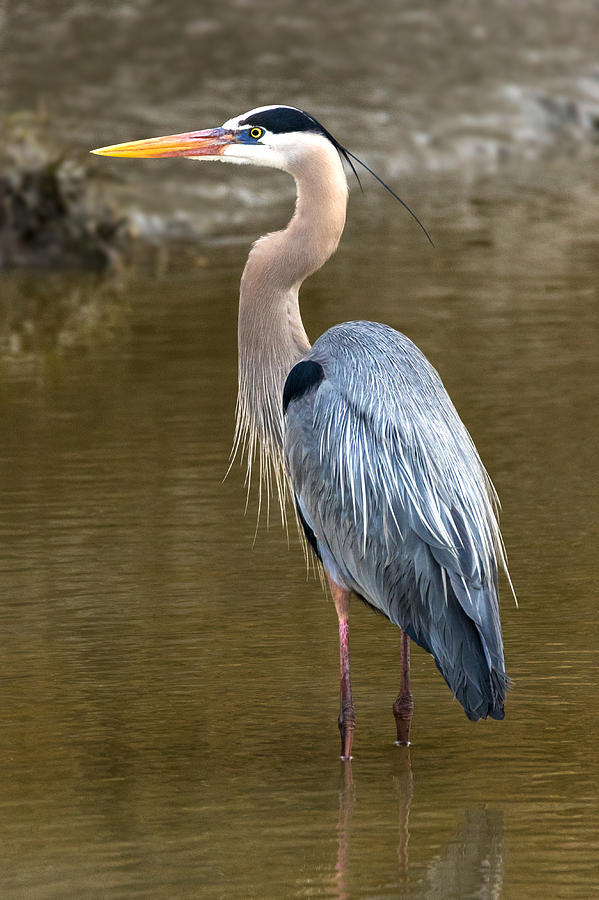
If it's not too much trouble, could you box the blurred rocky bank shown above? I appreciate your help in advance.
[0,115,130,271]
[0,115,200,273]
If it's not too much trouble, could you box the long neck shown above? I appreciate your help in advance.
[233,142,348,518]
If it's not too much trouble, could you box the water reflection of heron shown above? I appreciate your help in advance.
[93,105,512,758]
[333,758,504,899]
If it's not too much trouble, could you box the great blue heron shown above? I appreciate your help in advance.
[93,104,513,759]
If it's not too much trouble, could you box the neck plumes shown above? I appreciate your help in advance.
[232,138,348,520]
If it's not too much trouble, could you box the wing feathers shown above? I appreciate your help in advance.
[284,321,510,721]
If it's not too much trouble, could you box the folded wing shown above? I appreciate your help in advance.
[284,321,509,720]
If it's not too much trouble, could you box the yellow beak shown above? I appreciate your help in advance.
[91,127,234,159]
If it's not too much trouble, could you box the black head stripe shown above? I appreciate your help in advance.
[240,107,337,142]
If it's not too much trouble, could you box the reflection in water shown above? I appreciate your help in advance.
[395,750,413,880]
[334,762,356,900]
[333,754,504,900]
[420,807,504,900]
[0,270,130,355]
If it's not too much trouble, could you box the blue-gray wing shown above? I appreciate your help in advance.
[283,321,509,721]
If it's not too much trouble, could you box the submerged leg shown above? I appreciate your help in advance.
[328,577,355,760]
[393,630,414,746]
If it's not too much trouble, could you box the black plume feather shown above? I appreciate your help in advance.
[338,145,434,246]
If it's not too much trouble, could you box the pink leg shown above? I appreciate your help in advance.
[328,576,356,760]
[393,630,414,746]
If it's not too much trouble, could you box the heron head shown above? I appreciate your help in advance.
[92,104,433,244]
[90,105,342,172]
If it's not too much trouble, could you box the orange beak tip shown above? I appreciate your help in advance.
[89,144,133,158]
[89,128,234,160]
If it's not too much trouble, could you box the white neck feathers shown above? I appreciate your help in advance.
[232,138,348,520]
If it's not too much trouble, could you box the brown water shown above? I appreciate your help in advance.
[3,2,599,898]
[1,177,598,897]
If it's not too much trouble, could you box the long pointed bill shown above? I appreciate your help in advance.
[91,127,234,159]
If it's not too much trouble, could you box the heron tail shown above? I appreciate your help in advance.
[400,569,509,722]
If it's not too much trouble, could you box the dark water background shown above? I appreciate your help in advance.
[2,2,599,897]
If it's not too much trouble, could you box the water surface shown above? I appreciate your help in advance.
[1,176,598,896]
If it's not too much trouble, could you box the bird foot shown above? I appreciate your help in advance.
[338,708,355,761]
[393,693,414,746]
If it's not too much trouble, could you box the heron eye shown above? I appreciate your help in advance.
[249,127,264,140]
